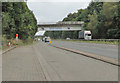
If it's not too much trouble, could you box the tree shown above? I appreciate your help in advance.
[62,2,120,39]
[2,2,38,40]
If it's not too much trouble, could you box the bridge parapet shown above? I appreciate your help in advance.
[37,21,84,26]
[56,21,84,24]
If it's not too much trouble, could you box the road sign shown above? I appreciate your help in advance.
[35,31,46,36]
[68,27,70,29]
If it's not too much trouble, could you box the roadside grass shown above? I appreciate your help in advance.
[54,39,119,45]
[1,46,8,50]
[1,36,9,50]
[10,38,36,46]
[2,38,37,50]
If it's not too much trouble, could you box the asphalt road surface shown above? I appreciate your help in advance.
[2,41,118,81]
[51,40,118,60]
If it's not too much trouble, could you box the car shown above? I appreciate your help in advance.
[38,38,41,41]
[66,38,70,40]
[44,37,51,43]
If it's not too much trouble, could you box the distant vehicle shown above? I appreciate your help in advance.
[66,38,70,40]
[78,30,92,40]
[38,38,41,41]
[43,36,51,43]
[42,37,45,41]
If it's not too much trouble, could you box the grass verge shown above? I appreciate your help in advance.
[54,39,119,45]
[2,38,37,50]
[10,39,36,46]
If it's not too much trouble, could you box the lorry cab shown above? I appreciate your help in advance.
[79,30,92,40]
[84,31,92,40]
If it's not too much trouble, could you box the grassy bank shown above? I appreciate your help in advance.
[10,39,35,46]
[2,37,36,50]
[54,39,119,45]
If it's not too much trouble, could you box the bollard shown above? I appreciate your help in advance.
[49,41,51,44]
[8,41,11,47]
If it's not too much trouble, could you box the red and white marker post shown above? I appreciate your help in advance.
[16,34,18,41]
[8,41,11,47]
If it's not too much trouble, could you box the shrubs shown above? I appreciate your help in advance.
[2,36,8,47]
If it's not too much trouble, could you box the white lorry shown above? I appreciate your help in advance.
[78,30,92,40]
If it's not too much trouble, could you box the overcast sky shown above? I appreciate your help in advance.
[27,0,91,23]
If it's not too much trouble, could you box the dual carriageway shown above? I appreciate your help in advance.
[1,22,119,81]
